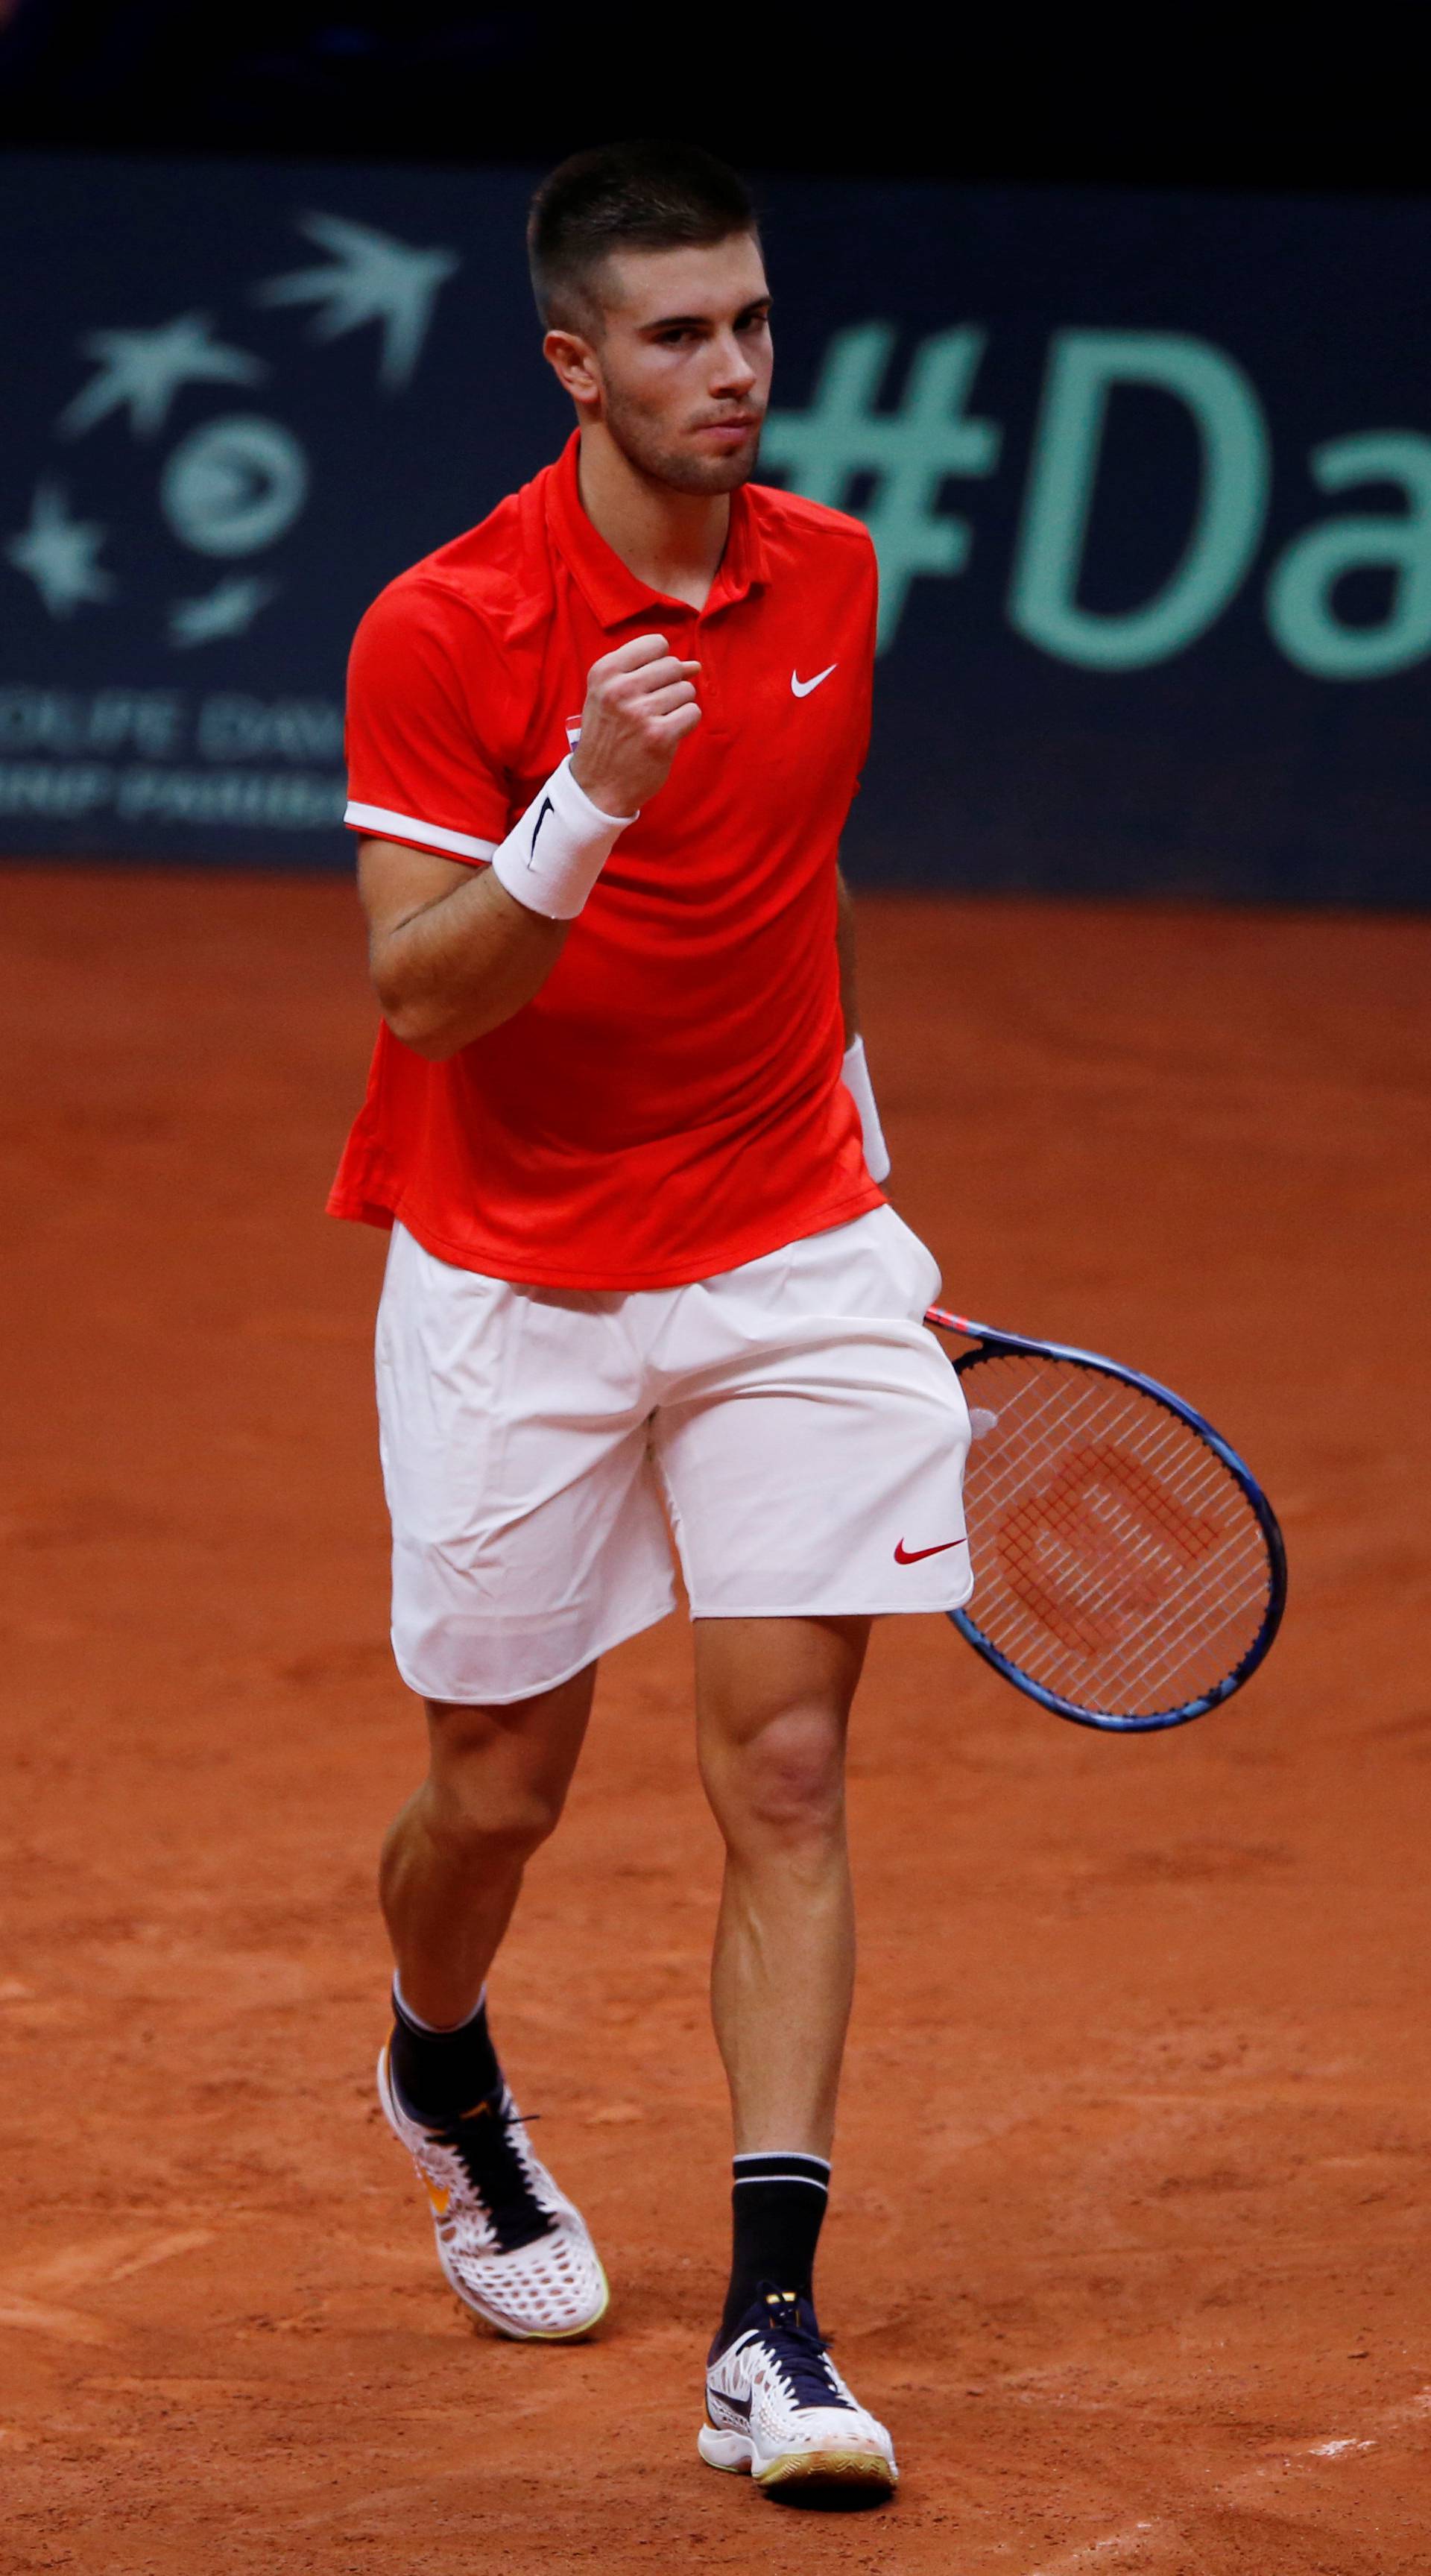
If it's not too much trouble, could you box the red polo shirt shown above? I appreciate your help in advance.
[329,432,883,1289]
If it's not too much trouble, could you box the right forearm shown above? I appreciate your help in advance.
[358,631,702,1062]
[370,859,569,1059]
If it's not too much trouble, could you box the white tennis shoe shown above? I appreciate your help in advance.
[377,2042,609,2340]
[698,2286,898,2499]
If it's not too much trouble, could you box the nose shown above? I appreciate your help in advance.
[709,328,759,401]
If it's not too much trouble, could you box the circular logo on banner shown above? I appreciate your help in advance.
[159,414,309,558]
[7,214,463,650]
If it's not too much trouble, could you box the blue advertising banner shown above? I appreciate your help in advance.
[3,152,1429,900]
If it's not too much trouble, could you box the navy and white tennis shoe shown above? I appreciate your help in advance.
[377,2043,609,2339]
[699,2285,897,2499]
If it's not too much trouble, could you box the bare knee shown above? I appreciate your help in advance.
[423,1771,563,1869]
[709,1706,847,1855]
[420,1699,570,1870]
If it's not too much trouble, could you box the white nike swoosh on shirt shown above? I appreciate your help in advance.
[791,663,838,697]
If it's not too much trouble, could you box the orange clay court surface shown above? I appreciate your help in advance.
[1,867,1429,2576]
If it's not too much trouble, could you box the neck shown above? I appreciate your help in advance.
[576,420,730,611]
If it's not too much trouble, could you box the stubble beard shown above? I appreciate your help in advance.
[601,383,763,496]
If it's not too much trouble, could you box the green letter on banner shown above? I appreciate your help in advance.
[1266,434,1431,679]
[1009,331,1270,669]
[759,322,1001,651]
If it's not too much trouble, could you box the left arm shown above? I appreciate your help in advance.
[835,865,891,1183]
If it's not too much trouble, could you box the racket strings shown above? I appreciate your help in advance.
[987,1433,1264,1682]
[973,1404,1268,1703]
[979,1468,1266,1703]
[958,1352,1272,1718]
[1093,1515,1269,1698]
[996,1414,1260,1665]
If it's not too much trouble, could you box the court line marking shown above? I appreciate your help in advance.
[103,2229,215,2284]
[0,2229,215,2342]
[0,2296,115,2346]
[1026,2386,1431,2573]
[2,2227,213,2295]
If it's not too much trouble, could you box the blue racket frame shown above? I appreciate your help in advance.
[925,1308,1289,1734]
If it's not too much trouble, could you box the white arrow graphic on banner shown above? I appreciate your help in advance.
[5,479,115,616]
[252,212,461,391]
[57,312,268,441]
[168,573,279,648]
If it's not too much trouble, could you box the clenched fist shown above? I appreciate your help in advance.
[569,632,701,815]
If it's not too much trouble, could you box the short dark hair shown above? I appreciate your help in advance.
[528,139,757,333]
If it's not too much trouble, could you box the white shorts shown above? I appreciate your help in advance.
[375,1205,973,1705]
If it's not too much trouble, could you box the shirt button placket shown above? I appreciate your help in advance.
[695,609,727,745]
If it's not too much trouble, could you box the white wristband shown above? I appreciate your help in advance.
[841,1034,891,1183]
[490,754,636,921]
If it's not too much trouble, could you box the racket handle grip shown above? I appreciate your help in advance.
[926,1305,973,1335]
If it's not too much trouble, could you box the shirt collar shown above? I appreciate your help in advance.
[544,429,768,629]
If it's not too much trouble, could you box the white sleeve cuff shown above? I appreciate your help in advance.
[344,801,496,863]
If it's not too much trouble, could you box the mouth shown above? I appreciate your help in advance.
[694,414,761,445]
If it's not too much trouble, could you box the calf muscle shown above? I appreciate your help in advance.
[381,1670,596,2029]
[695,1616,868,2156]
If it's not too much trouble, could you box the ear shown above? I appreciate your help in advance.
[543,328,602,412]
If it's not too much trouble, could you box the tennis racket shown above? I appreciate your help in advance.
[924,1309,1286,1734]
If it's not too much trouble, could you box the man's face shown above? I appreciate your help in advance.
[555,233,773,494]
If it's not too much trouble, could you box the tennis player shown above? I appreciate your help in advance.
[330,139,971,2501]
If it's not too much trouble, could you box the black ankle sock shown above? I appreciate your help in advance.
[718,2152,830,2346]
[388,1985,502,2125]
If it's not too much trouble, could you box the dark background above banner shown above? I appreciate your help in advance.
[2,7,1421,198]
[4,150,1430,901]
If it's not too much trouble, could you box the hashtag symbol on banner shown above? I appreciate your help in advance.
[759,324,1002,652]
